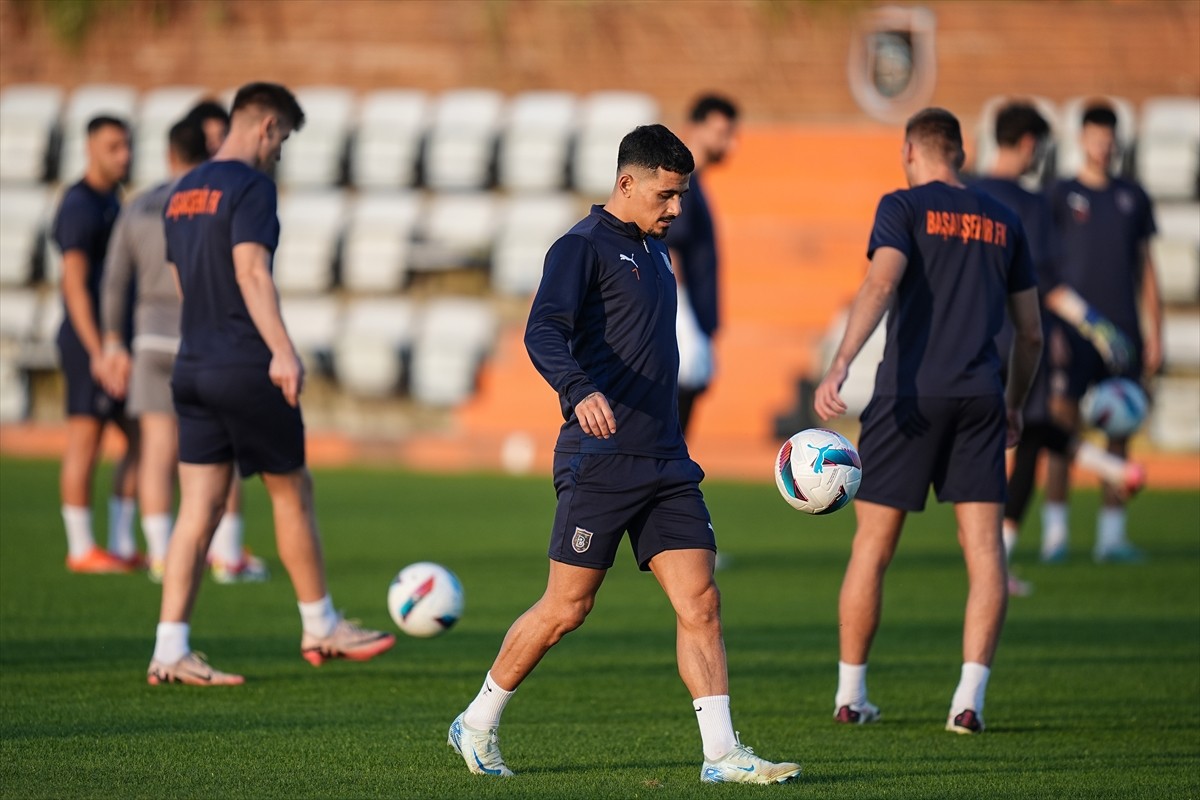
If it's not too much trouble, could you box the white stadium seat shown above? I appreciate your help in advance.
[492,193,580,295]
[342,191,422,293]
[1154,203,1200,305]
[1138,97,1200,201]
[971,95,1059,189]
[410,296,497,406]
[1148,376,1200,451]
[0,84,63,183]
[0,288,39,341]
[280,295,342,373]
[58,84,139,183]
[276,87,355,188]
[820,310,887,418]
[412,191,499,272]
[573,91,658,198]
[333,297,418,397]
[131,86,207,187]
[1162,312,1200,371]
[424,89,504,190]
[0,185,52,286]
[1056,95,1137,179]
[497,91,578,191]
[0,356,29,422]
[351,90,429,189]
[273,190,346,294]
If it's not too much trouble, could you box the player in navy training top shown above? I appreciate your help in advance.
[448,125,801,784]
[665,94,738,435]
[815,108,1043,735]
[52,115,141,575]
[1043,102,1162,564]
[146,83,393,687]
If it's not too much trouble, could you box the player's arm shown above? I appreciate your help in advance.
[1043,286,1132,372]
[232,242,303,407]
[814,246,907,420]
[97,210,136,398]
[1138,240,1163,378]
[59,249,104,380]
[1005,286,1043,446]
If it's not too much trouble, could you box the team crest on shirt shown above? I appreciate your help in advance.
[572,527,594,553]
[1116,190,1136,215]
[660,252,674,274]
[1067,191,1090,223]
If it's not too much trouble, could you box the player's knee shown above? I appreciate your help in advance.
[544,595,594,638]
[677,583,721,630]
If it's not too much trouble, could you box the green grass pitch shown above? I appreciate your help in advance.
[1,456,1197,798]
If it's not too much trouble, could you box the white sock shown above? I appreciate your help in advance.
[835,661,869,709]
[693,695,737,761]
[107,496,137,558]
[1040,502,1069,558]
[1096,507,1127,553]
[152,621,190,664]
[208,513,244,565]
[463,672,516,731]
[298,595,338,638]
[141,513,173,562]
[1075,442,1128,486]
[61,505,96,559]
[950,662,990,715]
[1002,520,1019,562]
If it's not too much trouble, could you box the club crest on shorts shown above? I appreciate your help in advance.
[572,527,593,553]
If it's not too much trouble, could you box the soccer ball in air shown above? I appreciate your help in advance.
[1081,378,1149,438]
[387,562,464,638]
[775,428,863,515]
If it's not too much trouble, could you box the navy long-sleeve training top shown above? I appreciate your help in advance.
[525,205,690,459]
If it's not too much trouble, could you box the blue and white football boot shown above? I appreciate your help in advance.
[448,712,514,777]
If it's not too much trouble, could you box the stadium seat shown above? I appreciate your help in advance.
[280,295,342,374]
[273,190,347,294]
[497,91,578,191]
[1153,203,1200,305]
[1147,375,1200,451]
[276,86,355,188]
[0,84,63,184]
[58,84,139,183]
[1056,95,1137,179]
[819,310,887,418]
[341,191,422,293]
[572,91,658,198]
[0,356,29,422]
[1162,312,1200,371]
[0,185,52,286]
[0,288,39,342]
[350,89,429,189]
[333,297,418,397]
[412,191,499,272]
[131,86,207,188]
[971,95,1059,188]
[491,193,580,295]
[424,89,504,190]
[410,296,497,406]
[1138,97,1200,201]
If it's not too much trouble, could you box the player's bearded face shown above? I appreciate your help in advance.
[89,126,130,184]
[256,117,293,170]
[630,168,690,239]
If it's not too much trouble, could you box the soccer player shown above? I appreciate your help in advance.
[973,102,1145,595]
[814,108,1043,734]
[146,83,394,685]
[1042,102,1162,563]
[52,115,140,574]
[99,114,266,584]
[665,94,738,435]
[183,99,232,157]
[447,125,801,784]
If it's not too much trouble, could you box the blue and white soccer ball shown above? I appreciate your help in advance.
[387,562,464,638]
[1081,378,1149,438]
[775,428,863,515]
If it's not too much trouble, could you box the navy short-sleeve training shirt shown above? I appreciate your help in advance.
[52,180,121,333]
[1050,177,1155,345]
[867,181,1037,397]
[164,160,280,368]
[663,172,719,337]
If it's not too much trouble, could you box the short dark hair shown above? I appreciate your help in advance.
[617,124,695,175]
[168,118,210,166]
[230,82,305,131]
[1082,101,1118,130]
[995,102,1050,147]
[689,94,739,124]
[86,115,128,136]
[905,107,964,169]
[184,99,230,129]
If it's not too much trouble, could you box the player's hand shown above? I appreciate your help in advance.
[1080,309,1132,373]
[98,349,132,399]
[1005,407,1024,448]
[814,364,849,421]
[269,348,305,408]
[575,391,616,439]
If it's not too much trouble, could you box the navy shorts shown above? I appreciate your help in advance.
[57,324,125,421]
[1062,327,1142,401]
[856,394,1007,512]
[172,363,305,478]
[549,453,716,571]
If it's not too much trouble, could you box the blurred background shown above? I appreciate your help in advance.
[0,0,1197,482]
